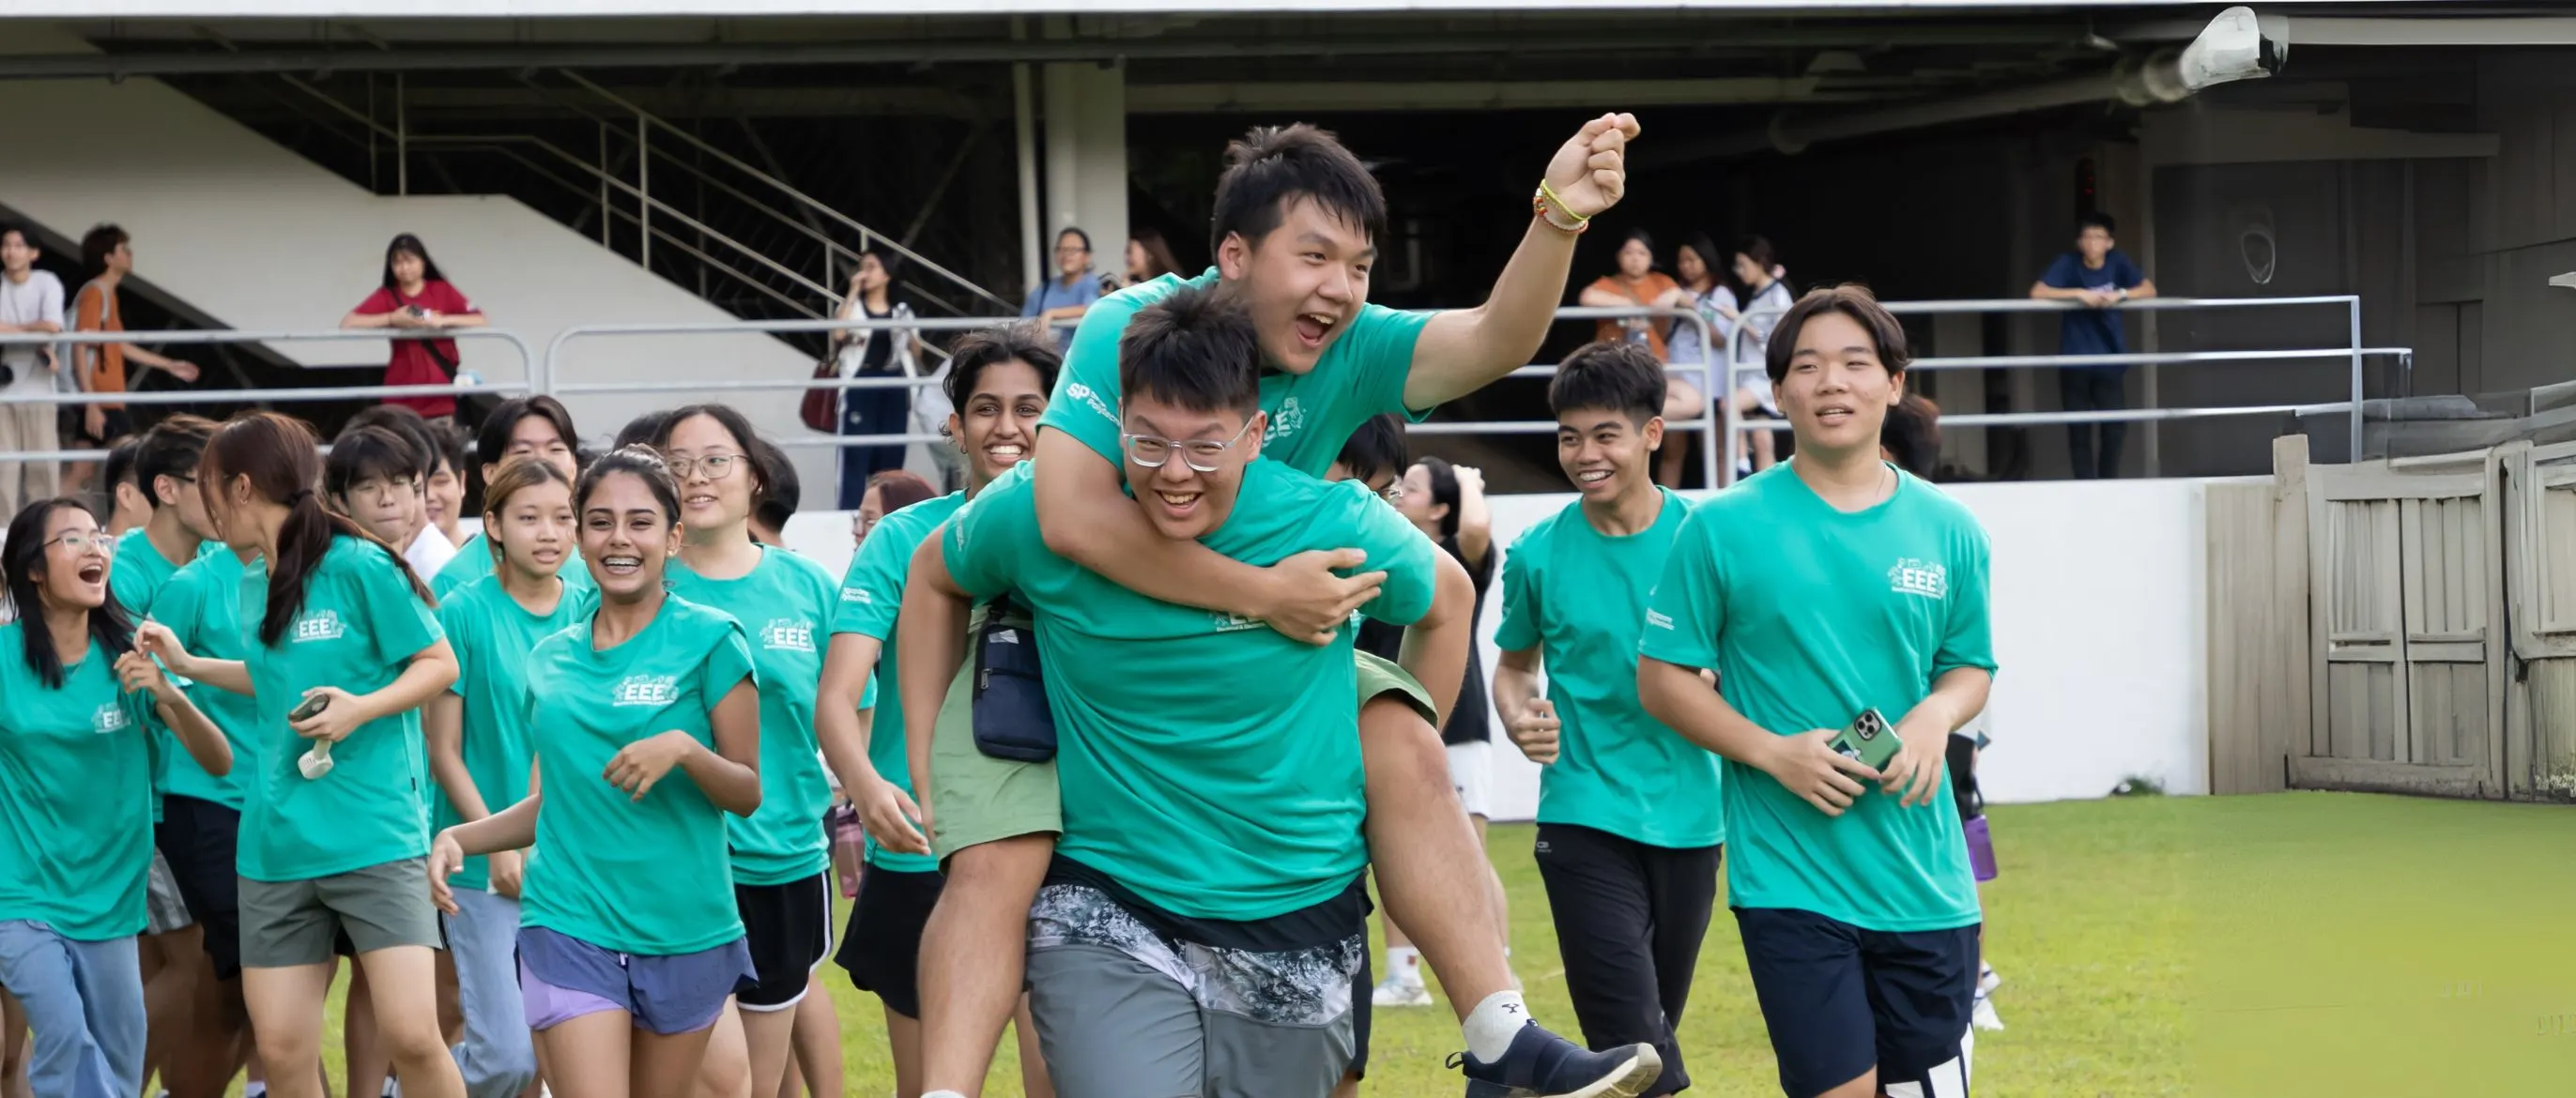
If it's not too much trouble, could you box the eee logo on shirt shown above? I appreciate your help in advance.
[613,674,680,707]
[1888,558,1948,600]
[1212,610,1264,633]
[762,618,817,654]
[1066,383,1115,423]
[291,610,347,643]
[1265,397,1307,446]
[91,703,129,735]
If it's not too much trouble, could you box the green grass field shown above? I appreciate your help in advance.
[282,792,2576,1096]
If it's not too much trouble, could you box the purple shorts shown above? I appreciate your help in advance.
[517,925,755,1036]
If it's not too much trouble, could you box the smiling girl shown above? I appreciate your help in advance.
[430,447,763,1098]
[424,457,590,1098]
[646,406,847,1098]
[0,497,230,1098]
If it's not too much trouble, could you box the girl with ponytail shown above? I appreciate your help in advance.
[134,411,466,1098]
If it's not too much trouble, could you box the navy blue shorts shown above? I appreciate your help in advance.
[517,926,757,1037]
[1735,907,1978,1098]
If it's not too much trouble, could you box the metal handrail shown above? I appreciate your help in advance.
[1715,295,2370,482]
[547,309,1727,480]
[0,328,535,464]
[555,70,1015,314]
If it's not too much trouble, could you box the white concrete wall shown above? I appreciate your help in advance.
[774,475,2224,817]
[0,25,830,495]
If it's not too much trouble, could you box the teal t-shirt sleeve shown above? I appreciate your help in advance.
[832,519,912,642]
[1345,485,1441,627]
[437,601,471,696]
[1035,291,1139,466]
[1493,528,1541,652]
[358,549,444,666]
[942,483,1037,600]
[1347,303,1438,419]
[699,621,759,709]
[1934,522,1999,679]
[1638,511,1724,669]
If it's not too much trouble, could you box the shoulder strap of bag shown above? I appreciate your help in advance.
[390,285,459,381]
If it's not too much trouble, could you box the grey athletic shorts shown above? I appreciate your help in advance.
[1023,883,1361,1098]
[238,857,443,969]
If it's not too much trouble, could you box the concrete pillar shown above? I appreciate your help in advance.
[1041,60,1128,287]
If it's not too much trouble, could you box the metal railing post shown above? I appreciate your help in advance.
[2349,296,2367,464]
[1687,310,1721,491]
[394,73,408,196]
[637,113,652,270]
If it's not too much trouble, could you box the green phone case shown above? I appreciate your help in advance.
[1830,709,1902,770]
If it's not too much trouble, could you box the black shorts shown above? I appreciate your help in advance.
[1736,907,1978,1098]
[1946,734,1983,823]
[834,866,943,1019]
[736,873,834,1011]
[154,794,244,980]
[1535,824,1724,1096]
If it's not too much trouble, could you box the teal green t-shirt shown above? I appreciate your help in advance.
[148,548,260,810]
[943,461,1440,921]
[520,595,758,955]
[0,627,158,940]
[112,527,192,809]
[111,527,188,620]
[668,547,841,887]
[236,536,446,882]
[431,534,595,602]
[1038,268,1436,478]
[1638,465,1996,933]
[831,491,967,875]
[434,573,594,892]
[1495,489,1724,850]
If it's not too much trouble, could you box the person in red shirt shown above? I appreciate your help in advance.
[341,234,484,420]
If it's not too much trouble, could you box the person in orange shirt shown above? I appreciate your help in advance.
[66,225,201,491]
[1580,230,1709,487]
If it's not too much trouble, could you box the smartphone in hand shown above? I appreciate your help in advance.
[1827,708,1902,771]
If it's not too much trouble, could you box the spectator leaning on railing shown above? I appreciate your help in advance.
[1021,225,1103,349]
[0,223,65,518]
[343,232,486,421]
[71,224,203,440]
[2030,211,2157,480]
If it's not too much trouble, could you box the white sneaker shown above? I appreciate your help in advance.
[1977,962,2001,997]
[1971,990,2006,1031]
[1370,975,1433,1007]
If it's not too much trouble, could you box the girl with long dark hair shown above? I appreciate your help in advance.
[136,412,464,1098]
[825,322,1060,1098]
[646,406,848,1098]
[423,457,589,1098]
[341,234,487,419]
[0,497,229,1098]
[428,447,763,1098]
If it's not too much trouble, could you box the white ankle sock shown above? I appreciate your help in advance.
[1387,945,1422,984]
[242,1087,268,1098]
[923,1090,973,1098]
[1463,990,1530,1063]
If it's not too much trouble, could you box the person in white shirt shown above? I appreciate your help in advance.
[0,224,67,516]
